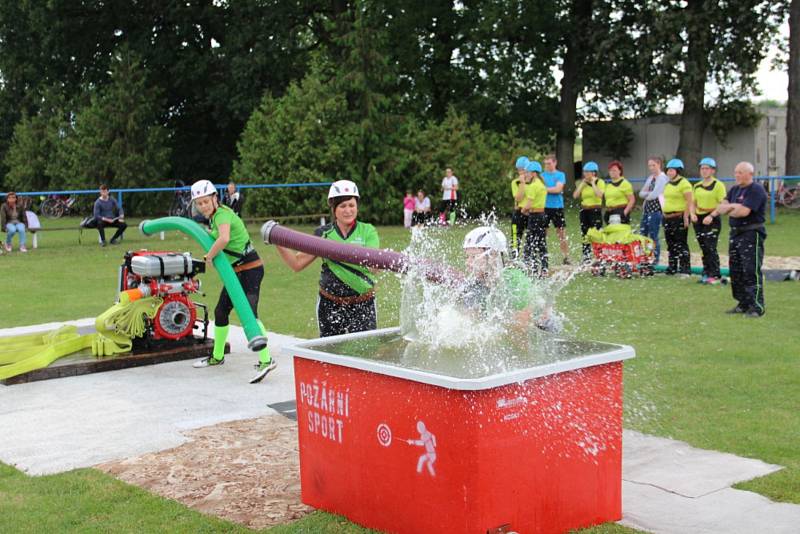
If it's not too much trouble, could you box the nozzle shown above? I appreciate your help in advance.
[260,220,279,244]
[248,336,268,352]
[139,220,152,236]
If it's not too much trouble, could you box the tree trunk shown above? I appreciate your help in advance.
[676,0,712,171]
[787,0,800,175]
[555,0,593,186]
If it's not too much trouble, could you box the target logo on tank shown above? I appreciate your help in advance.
[377,423,392,447]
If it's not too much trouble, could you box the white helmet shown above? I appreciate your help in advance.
[191,179,217,200]
[328,180,360,200]
[462,226,508,255]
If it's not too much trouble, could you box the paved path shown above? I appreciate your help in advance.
[2,320,799,533]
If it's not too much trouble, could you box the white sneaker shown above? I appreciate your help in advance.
[193,356,224,368]
[249,360,277,384]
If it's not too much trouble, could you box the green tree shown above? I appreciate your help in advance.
[54,49,171,213]
[3,88,75,192]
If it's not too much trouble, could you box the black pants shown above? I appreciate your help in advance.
[511,210,528,253]
[317,294,377,337]
[411,211,430,225]
[97,220,127,243]
[604,207,630,225]
[729,229,766,315]
[524,212,548,276]
[663,217,690,274]
[693,217,721,278]
[579,209,603,261]
[215,263,264,326]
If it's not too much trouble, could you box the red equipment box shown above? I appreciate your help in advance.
[591,241,654,278]
[287,328,634,534]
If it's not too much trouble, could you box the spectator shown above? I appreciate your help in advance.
[412,189,431,226]
[189,179,276,383]
[692,157,727,284]
[603,161,635,224]
[275,180,380,337]
[1,192,29,252]
[572,161,605,263]
[440,167,459,225]
[403,190,415,228]
[93,185,127,247]
[661,159,695,275]
[639,157,668,265]
[542,154,570,264]
[715,161,767,317]
[222,182,243,216]
[510,156,530,258]
[522,160,548,277]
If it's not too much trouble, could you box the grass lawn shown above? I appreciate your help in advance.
[1,206,798,532]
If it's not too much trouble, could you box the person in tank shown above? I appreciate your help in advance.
[459,226,560,334]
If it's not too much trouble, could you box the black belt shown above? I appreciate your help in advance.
[731,223,765,235]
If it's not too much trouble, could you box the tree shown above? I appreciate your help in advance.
[787,0,800,175]
[637,1,787,167]
[54,49,171,213]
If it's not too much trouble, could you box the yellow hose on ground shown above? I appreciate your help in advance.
[0,296,164,380]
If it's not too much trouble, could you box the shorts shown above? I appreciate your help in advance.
[544,208,566,229]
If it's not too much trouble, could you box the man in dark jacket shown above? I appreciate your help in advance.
[93,185,127,246]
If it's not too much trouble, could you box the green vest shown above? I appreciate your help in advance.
[317,221,380,295]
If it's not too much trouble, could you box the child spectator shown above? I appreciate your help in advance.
[403,190,415,228]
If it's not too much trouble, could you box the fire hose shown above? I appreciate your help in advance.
[260,221,463,285]
[140,217,267,352]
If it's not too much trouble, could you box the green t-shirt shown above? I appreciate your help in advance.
[210,205,250,264]
[524,178,547,210]
[604,177,633,207]
[663,176,692,213]
[511,178,527,209]
[579,178,605,207]
[693,178,726,212]
[315,221,380,296]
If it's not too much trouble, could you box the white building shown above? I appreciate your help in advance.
[582,106,786,181]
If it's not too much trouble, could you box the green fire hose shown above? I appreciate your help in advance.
[139,217,267,352]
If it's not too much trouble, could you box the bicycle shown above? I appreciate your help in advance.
[168,180,193,218]
[776,180,800,208]
[40,195,80,219]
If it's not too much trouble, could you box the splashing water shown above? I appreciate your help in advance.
[397,219,581,375]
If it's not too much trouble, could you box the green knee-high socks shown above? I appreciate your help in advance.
[257,320,271,364]
[212,324,229,361]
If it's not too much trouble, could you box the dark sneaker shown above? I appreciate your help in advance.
[563,257,571,265]
[744,310,764,318]
[193,356,224,368]
[110,237,121,245]
[725,305,746,314]
[100,240,107,247]
[249,360,277,384]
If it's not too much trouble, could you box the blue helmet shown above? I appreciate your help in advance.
[698,157,716,168]
[666,158,684,170]
[515,156,530,169]
[525,160,542,173]
[583,161,599,173]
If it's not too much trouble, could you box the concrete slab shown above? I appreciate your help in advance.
[623,430,783,498]
[0,321,303,475]
[621,481,800,534]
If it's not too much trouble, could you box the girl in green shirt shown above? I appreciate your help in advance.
[189,180,276,384]
[662,159,695,275]
[692,157,727,283]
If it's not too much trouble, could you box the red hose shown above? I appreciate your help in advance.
[261,221,462,284]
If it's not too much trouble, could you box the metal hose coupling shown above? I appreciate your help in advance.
[260,220,279,244]
[248,336,268,352]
